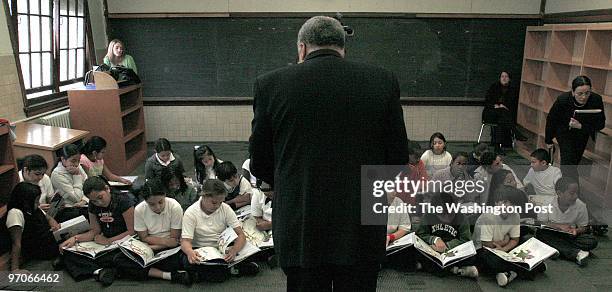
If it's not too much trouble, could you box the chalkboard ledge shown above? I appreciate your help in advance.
[142,97,485,106]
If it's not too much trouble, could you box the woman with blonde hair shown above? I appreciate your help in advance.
[104,39,137,73]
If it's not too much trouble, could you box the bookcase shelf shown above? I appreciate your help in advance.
[0,124,18,197]
[68,84,146,175]
[518,23,612,203]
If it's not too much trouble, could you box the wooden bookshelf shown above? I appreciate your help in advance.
[68,81,146,175]
[0,124,18,198]
[517,23,612,203]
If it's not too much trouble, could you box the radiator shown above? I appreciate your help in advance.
[37,109,71,128]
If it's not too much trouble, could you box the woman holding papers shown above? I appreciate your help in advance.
[112,179,191,285]
[545,75,606,180]
[6,182,60,272]
[58,177,135,286]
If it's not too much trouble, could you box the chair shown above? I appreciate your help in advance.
[477,122,515,149]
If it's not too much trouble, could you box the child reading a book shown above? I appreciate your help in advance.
[395,141,428,207]
[251,187,273,232]
[145,138,185,181]
[215,161,253,210]
[416,192,478,278]
[523,148,562,201]
[18,154,55,211]
[536,177,597,266]
[385,190,413,270]
[51,144,89,222]
[474,185,546,287]
[58,177,135,286]
[180,179,259,282]
[80,136,132,185]
[112,179,191,285]
[6,182,60,273]
[194,145,222,184]
[162,168,199,211]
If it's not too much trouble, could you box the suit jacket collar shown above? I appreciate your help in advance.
[304,49,342,61]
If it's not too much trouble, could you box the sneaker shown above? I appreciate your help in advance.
[456,266,479,278]
[171,271,192,286]
[496,271,517,287]
[231,262,260,277]
[96,268,116,286]
[576,250,589,266]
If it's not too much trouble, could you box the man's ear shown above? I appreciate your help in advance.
[297,42,307,63]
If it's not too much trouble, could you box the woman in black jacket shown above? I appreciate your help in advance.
[545,75,606,180]
[482,71,527,153]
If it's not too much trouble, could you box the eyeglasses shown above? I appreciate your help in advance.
[575,91,591,97]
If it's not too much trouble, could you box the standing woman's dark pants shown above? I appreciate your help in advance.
[556,132,589,181]
[482,107,514,147]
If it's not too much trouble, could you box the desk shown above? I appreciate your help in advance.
[13,123,89,174]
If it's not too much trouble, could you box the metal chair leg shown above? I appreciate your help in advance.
[477,123,485,143]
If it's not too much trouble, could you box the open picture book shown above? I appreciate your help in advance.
[193,226,261,267]
[242,217,274,249]
[53,215,90,242]
[413,235,476,268]
[386,232,415,256]
[62,235,132,259]
[108,176,138,187]
[118,237,182,268]
[484,237,559,271]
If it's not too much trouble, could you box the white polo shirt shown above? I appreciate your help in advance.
[251,189,272,222]
[6,209,25,229]
[523,166,562,197]
[473,212,520,249]
[537,198,589,227]
[19,170,55,204]
[181,200,241,248]
[134,197,183,238]
[387,197,411,234]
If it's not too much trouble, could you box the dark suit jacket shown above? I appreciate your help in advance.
[249,49,410,268]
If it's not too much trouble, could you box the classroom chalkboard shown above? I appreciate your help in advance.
[107,17,539,100]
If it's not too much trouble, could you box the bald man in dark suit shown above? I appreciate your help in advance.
[250,16,410,291]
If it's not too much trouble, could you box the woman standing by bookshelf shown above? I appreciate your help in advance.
[545,75,606,180]
[545,75,606,235]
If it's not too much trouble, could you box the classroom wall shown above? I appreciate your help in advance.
[144,105,487,142]
[0,5,25,122]
[106,0,541,14]
[88,0,108,63]
[545,0,612,14]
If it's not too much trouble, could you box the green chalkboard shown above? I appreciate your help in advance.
[107,17,539,99]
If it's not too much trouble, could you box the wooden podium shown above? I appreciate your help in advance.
[68,72,146,175]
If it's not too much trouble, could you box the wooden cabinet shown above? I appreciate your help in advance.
[68,83,146,175]
[517,23,612,202]
[0,124,18,198]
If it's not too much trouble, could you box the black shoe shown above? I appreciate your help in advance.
[592,225,608,236]
[171,271,192,286]
[96,268,116,286]
[52,257,64,271]
[267,254,278,269]
[231,262,260,277]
